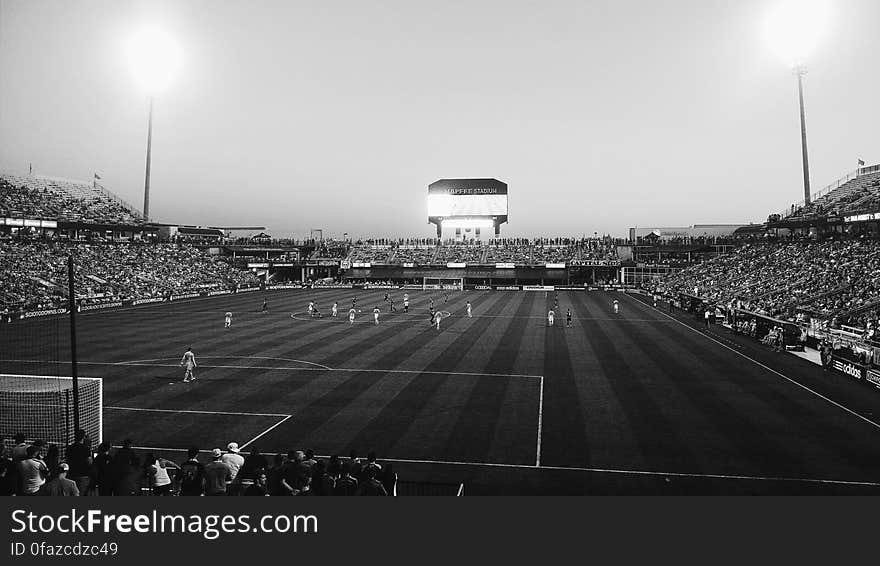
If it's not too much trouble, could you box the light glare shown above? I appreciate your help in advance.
[764,0,829,66]
[127,28,181,95]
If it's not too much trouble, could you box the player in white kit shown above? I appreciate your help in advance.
[434,310,442,330]
[548,309,555,326]
[332,302,338,317]
[466,301,472,318]
[308,301,315,317]
[349,307,356,325]
[224,312,232,328]
[613,299,619,314]
[373,306,380,325]
[180,347,197,383]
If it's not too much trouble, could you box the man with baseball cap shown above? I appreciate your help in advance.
[203,448,232,496]
[221,442,245,495]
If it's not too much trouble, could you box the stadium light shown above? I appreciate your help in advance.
[126,28,181,222]
[764,0,829,206]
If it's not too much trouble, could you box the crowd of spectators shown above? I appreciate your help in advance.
[0,238,259,313]
[344,238,620,266]
[648,237,880,328]
[1,175,142,225]
[0,433,396,496]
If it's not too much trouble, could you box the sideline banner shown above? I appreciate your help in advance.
[830,355,868,381]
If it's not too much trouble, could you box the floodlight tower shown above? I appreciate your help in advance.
[765,0,828,207]
[794,63,811,205]
[127,29,181,222]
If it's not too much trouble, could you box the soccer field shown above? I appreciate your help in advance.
[3,289,880,494]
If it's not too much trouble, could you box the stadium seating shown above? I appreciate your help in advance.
[0,240,258,312]
[0,174,143,225]
[790,170,880,218]
[649,238,880,327]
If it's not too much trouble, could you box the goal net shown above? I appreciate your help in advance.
[422,277,464,291]
[0,374,102,457]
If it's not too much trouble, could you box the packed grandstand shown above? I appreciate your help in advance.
[4,163,880,495]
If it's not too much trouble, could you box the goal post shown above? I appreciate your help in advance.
[0,374,102,457]
[422,277,464,291]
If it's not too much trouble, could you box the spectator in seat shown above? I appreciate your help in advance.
[93,442,114,496]
[335,461,358,496]
[266,453,285,496]
[65,429,92,495]
[0,444,16,496]
[221,442,245,493]
[111,439,136,495]
[178,447,205,496]
[39,463,80,496]
[243,471,269,496]
[145,453,177,495]
[204,448,232,496]
[11,432,28,462]
[356,466,388,496]
[17,444,48,495]
[239,447,268,483]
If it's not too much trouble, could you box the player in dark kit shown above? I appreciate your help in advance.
[566,308,572,328]
[261,298,268,313]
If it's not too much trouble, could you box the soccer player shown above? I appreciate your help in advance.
[429,297,434,309]
[444,293,448,303]
[373,306,381,325]
[389,297,396,312]
[384,292,389,302]
[349,307,357,326]
[548,309,555,326]
[261,298,268,313]
[313,303,322,318]
[612,299,619,314]
[181,347,197,383]
[466,301,472,318]
[308,301,315,317]
[332,302,338,317]
[434,310,442,330]
[566,308,572,328]
[224,311,232,329]
[403,297,409,313]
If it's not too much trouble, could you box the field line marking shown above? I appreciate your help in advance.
[111,445,880,487]
[105,406,289,418]
[620,293,880,432]
[0,359,542,379]
[118,356,331,370]
[536,376,544,467]
[240,414,294,449]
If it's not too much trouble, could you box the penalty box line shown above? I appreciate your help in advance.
[105,406,293,451]
[7,358,544,466]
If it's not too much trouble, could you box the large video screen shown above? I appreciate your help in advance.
[427,194,508,217]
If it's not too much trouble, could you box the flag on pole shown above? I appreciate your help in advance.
[29,163,32,174]
[94,173,101,180]
[858,159,865,167]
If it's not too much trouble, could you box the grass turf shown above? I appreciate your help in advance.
[3,288,880,494]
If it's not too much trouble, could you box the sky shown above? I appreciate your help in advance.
[1,0,877,239]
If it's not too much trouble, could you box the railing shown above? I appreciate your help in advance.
[780,164,880,219]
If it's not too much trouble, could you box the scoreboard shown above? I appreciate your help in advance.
[427,179,508,236]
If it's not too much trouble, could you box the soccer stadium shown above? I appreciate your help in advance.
[2,1,880,497]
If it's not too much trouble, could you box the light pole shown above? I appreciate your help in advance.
[143,96,154,221]
[127,28,180,223]
[794,64,811,205]
[764,0,828,209]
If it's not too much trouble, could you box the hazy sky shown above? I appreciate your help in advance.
[1,0,877,239]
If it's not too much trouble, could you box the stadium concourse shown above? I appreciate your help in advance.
[4,286,880,495]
